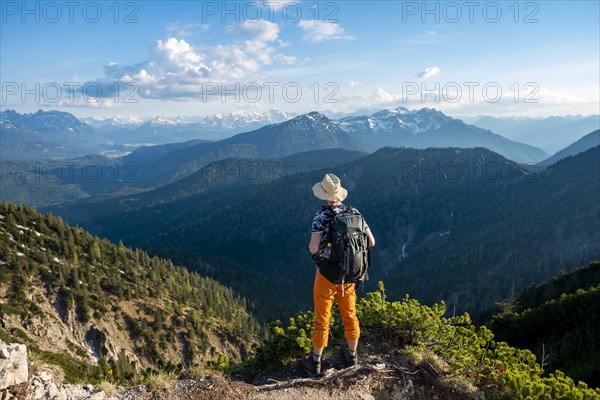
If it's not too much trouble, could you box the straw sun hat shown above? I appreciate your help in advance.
[312,173,348,202]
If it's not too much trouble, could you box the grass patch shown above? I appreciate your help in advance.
[28,347,103,384]
[97,381,117,396]
[0,326,31,345]
[0,327,17,344]
[0,303,29,318]
[144,371,175,391]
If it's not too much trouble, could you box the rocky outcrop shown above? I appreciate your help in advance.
[0,340,28,390]
[27,371,113,400]
[1,287,143,375]
[29,371,63,400]
[0,340,116,400]
[84,328,142,373]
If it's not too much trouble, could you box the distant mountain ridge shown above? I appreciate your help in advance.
[120,112,374,187]
[537,130,600,166]
[2,107,549,164]
[83,109,297,143]
[80,115,146,131]
[338,107,548,163]
[1,109,100,160]
[466,114,600,153]
[119,108,548,188]
[1,109,297,160]
[2,109,92,135]
[339,107,453,136]
[3,107,556,208]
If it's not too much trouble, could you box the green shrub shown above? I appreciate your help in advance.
[206,352,232,372]
[242,282,600,399]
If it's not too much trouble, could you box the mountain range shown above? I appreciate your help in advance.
[537,129,600,167]
[1,109,298,160]
[82,109,297,146]
[43,144,600,320]
[0,110,100,159]
[119,108,554,189]
[2,108,550,165]
[2,108,600,395]
[464,114,599,154]
[4,108,596,215]
[339,107,548,163]
[7,106,559,209]
[119,112,373,187]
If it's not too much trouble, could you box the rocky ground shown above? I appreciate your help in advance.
[121,355,480,400]
[1,340,481,400]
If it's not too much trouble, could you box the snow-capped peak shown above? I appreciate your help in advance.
[81,115,147,129]
[338,107,453,135]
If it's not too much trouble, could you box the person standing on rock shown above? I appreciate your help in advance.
[302,173,376,375]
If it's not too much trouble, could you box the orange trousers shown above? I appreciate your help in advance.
[312,270,360,349]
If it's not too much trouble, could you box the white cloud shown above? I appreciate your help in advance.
[167,22,209,38]
[91,20,297,100]
[151,38,207,72]
[224,20,283,66]
[298,20,354,42]
[348,80,360,87]
[331,82,600,118]
[275,54,297,64]
[418,67,441,79]
[527,87,599,107]
[372,87,401,103]
[226,20,279,42]
[335,87,403,112]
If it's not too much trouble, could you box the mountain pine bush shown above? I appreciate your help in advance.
[243,282,600,399]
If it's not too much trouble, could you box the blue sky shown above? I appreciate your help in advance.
[1,0,599,118]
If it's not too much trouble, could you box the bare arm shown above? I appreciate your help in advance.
[366,227,375,247]
[309,232,321,254]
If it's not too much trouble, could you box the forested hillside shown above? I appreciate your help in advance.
[1,202,599,398]
[489,261,600,387]
[47,148,367,224]
[63,146,600,320]
[0,202,260,383]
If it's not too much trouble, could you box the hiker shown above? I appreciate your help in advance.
[302,173,376,375]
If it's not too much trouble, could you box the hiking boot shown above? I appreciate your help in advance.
[343,348,358,368]
[301,354,321,376]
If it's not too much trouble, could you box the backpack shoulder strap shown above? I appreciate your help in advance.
[321,204,335,216]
